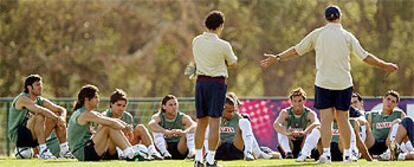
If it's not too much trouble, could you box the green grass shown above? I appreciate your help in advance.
[0,158,413,167]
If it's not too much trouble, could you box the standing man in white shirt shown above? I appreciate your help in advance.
[192,10,238,167]
[260,5,398,163]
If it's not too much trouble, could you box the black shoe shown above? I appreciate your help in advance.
[285,152,294,159]
[206,161,221,167]
[194,161,205,167]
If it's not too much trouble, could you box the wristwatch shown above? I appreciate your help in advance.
[275,55,281,62]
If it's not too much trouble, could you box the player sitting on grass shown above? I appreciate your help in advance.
[101,89,163,160]
[364,90,405,160]
[8,74,73,159]
[389,116,414,160]
[68,85,144,161]
[148,95,197,160]
[273,88,320,161]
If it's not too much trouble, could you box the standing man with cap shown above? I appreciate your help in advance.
[192,10,238,167]
[260,5,398,163]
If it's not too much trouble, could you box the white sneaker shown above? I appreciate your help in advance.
[295,153,308,162]
[39,149,57,160]
[379,151,391,161]
[244,152,255,161]
[350,150,359,161]
[398,153,407,161]
[343,155,352,163]
[257,151,273,160]
[161,151,172,159]
[317,153,331,164]
[59,150,75,159]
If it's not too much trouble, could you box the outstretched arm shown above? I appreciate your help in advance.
[363,54,398,73]
[260,47,300,69]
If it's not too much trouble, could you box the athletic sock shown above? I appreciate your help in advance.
[278,133,292,153]
[239,118,254,155]
[206,150,216,164]
[153,132,168,154]
[301,128,321,156]
[186,133,195,154]
[195,149,203,162]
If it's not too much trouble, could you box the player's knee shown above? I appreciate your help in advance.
[401,117,414,130]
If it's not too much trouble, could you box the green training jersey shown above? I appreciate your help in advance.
[103,109,134,125]
[159,112,184,143]
[68,107,92,161]
[8,92,45,143]
[369,110,404,141]
[331,119,357,143]
[220,114,242,143]
[285,107,310,131]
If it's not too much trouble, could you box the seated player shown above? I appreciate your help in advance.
[8,74,72,159]
[148,95,196,159]
[364,90,405,160]
[273,88,321,161]
[68,85,144,161]
[101,89,163,160]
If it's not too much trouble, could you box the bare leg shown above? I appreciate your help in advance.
[177,134,188,155]
[132,124,153,146]
[92,126,131,156]
[195,117,209,149]
[320,108,335,149]
[336,110,351,151]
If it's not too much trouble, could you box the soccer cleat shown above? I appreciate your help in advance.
[150,151,164,160]
[194,161,205,167]
[378,151,391,161]
[343,155,352,163]
[206,161,221,167]
[257,151,273,160]
[397,152,407,161]
[161,151,172,159]
[39,149,57,160]
[59,150,75,159]
[186,150,196,160]
[285,152,294,159]
[295,153,307,162]
[244,152,255,161]
[350,150,359,161]
[316,153,331,164]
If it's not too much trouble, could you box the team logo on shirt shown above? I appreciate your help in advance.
[332,129,340,135]
[220,127,235,133]
[376,122,392,129]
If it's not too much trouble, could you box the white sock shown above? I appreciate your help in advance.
[153,132,168,154]
[360,125,367,142]
[323,148,331,156]
[252,135,262,157]
[301,128,321,156]
[239,118,254,155]
[195,149,203,162]
[123,147,135,159]
[278,133,292,153]
[400,143,409,153]
[116,147,124,158]
[186,133,195,154]
[405,141,414,152]
[59,142,69,153]
[39,144,47,153]
[350,128,357,153]
[344,148,351,159]
[148,144,157,155]
[390,123,399,143]
[206,150,216,164]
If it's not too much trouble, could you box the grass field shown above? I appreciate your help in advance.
[0,158,413,167]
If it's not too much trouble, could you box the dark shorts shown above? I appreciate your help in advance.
[314,85,353,111]
[215,142,244,160]
[195,76,227,118]
[84,139,102,161]
[401,117,414,145]
[368,140,387,155]
[167,141,188,159]
[16,123,38,148]
[276,138,303,158]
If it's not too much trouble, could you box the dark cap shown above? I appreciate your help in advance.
[325,5,341,21]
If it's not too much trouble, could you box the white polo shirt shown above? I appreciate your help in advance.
[192,32,238,78]
[294,23,369,90]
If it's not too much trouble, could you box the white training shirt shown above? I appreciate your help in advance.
[192,32,238,78]
[294,23,369,90]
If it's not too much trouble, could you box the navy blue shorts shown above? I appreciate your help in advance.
[215,142,244,160]
[195,76,227,118]
[314,85,353,111]
[16,122,38,148]
[166,141,188,159]
[401,117,414,144]
[368,140,387,155]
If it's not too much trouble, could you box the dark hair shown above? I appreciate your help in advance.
[159,95,177,113]
[73,84,99,111]
[289,87,307,100]
[204,10,225,30]
[325,5,341,21]
[384,90,400,102]
[24,74,42,93]
[110,89,128,107]
[352,92,363,102]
